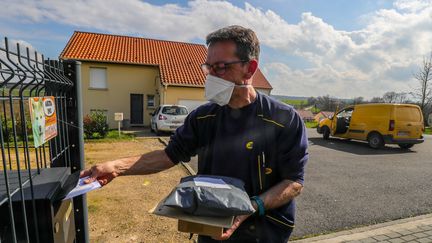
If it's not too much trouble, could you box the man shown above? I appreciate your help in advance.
[81,25,308,242]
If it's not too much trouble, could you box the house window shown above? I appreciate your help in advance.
[147,95,155,108]
[89,67,107,89]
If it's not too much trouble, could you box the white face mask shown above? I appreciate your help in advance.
[204,75,250,106]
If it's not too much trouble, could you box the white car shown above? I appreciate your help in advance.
[150,105,189,135]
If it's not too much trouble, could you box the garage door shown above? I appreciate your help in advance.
[178,99,208,113]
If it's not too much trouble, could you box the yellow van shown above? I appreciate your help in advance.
[317,104,424,149]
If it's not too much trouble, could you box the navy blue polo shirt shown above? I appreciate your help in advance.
[165,92,308,196]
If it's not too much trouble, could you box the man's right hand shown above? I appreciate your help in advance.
[80,161,120,186]
[79,151,174,186]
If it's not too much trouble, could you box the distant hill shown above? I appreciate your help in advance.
[271,95,309,101]
[271,95,354,104]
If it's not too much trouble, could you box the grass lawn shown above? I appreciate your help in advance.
[425,127,431,135]
[84,138,193,242]
[84,130,136,143]
[0,145,50,170]
[305,121,318,128]
[310,107,320,113]
[282,99,308,106]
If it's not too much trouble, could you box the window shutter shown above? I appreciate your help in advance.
[90,68,107,89]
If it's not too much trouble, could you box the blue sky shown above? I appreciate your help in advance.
[1,0,431,99]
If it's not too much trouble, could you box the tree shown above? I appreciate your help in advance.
[381,91,410,104]
[352,97,364,105]
[316,95,341,111]
[395,92,409,103]
[382,91,398,103]
[299,100,305,109]
[307,96,317,106]
[370,97,384,103]
[412,52,432,124]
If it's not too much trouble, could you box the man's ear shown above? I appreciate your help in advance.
[244,59,258,79]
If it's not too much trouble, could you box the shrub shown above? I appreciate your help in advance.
[1,118,32,142]
[83,115,95,138]
[83,111,109,139]
[16,116,33,141]
[1,119,13,142]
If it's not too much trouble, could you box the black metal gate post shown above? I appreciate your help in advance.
[1,37,87,243]
[63,60,89,243]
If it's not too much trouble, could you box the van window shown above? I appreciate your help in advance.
[162,106,188,115]
[336,108,353,119]
[395,107,422,122]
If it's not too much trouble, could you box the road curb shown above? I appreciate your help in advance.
[293,213,432,242]
[158,137,196,176]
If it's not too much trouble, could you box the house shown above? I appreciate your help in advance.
[314,111,334,122]
[60,31,272,128]
[296,110,315,122]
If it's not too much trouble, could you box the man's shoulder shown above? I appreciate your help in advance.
[258,93,301,128]
[189,102,221,119]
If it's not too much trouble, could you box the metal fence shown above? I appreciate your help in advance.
[0,37,87,242]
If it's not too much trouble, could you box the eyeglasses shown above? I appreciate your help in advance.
[200,60,248,75]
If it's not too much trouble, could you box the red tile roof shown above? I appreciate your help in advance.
[60,31,272,90]
[296,110,315,120]
[251,68,271,89]
[320,111,334,118]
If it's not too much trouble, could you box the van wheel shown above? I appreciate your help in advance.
[368,133,384,149]
[322,126,330,140]
[398,144,414,149]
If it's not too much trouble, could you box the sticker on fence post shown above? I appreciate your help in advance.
[29,96,58,148]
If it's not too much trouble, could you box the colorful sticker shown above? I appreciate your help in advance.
[29,96,57,148]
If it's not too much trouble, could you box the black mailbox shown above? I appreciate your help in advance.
[0,167,76,242]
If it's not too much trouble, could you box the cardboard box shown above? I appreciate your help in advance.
[150,199,234,238]
[178,220,223,237]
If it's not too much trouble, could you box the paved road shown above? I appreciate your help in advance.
[293,129,432,238]
[186,129,432,238]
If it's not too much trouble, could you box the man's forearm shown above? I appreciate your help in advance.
[258,179,303,210]
[114,150,175,176]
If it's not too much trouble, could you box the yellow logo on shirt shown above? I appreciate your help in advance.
[246,141,253,150]
[265,168,272,175]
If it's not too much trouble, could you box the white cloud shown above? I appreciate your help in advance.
[12,39,35,52]
[263,62,412,99]
[1,38,42,61]
[0,38,39,59]
[0,38,44,85]
[394,0,432,12]
[1,0,432,99]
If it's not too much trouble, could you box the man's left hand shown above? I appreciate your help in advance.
[212,214,250,241]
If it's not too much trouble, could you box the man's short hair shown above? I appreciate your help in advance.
[206,25,260,61]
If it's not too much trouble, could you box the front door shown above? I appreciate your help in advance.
[130,94,143,124]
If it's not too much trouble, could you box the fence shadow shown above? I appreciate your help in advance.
[308,137,416,155]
